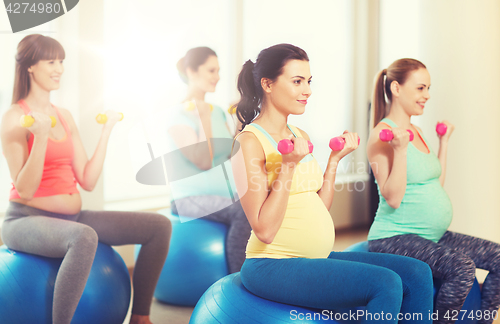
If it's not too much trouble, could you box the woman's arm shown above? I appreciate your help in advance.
[66,109,121,191]
[367,124,410,209]
[0,106,52,200]
[232,132,309,244]
[434,121,454,186]
[310,130,359,210]
[168,103,214,170]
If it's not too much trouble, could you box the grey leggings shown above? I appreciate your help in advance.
[1,202,171,324]
[369,231,500,324]
[171,195,251,273]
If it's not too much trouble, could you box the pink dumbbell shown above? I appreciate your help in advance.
[379,129,414,142]
[277,139,314,155]
[329,136,361,151]
[436,123,447,136]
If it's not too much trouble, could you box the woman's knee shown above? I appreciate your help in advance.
[147,213,172,245]
[481,242,500,273]
[439,252,476,284]
[369,269,403,304]
[69,225,98,251]
[155,213,172,232]
[403,258,433,286]
[372,268,403,297]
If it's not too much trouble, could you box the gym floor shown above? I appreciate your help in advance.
[123,228,371,324]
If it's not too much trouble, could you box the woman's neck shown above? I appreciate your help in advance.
[386,102,412,128]
[253,104,290,136]
[185,85,206,102]
[23,85,52,113]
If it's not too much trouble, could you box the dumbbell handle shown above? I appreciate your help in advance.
[379,129,414,142]
[96,113,124,124]
[20,115,56,128]
[277,139,313,155]
[329,136,360,151]
[436,123,447,136]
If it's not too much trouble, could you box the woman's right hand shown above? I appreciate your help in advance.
[26,111,52,137]
[281,135,310,168]
[387,127,410,151]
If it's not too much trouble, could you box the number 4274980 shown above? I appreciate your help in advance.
[6,3,62,14]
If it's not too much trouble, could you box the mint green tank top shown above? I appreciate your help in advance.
[367,118,453,243]
[166,104,236,200]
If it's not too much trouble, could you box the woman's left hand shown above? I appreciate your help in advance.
[330,130,359,161]
[102,110,122,129]
[438,120,454,142]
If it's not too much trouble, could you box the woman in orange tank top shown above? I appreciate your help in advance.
[0,34,171,324]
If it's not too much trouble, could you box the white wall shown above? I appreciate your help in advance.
[418,0,500,242]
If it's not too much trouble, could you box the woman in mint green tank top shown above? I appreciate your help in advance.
[167,47,251,273]
[367,58,500,324]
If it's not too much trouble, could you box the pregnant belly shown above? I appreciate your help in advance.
[248,192,335,259]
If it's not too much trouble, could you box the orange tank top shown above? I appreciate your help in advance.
[9,100,79,199]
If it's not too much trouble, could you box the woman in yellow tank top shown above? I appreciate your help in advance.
[231,44,433,323]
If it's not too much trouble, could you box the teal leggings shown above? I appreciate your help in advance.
[241,251,433,324]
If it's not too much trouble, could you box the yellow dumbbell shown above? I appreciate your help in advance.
[20,115,56,128]
[183,101,213,112]
[228,105,237,115]
[96,113,124,124]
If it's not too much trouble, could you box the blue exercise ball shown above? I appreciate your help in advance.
[135,208,228,306]
[343,241,482,324]
[0,243,131,324]
[190,273,343,324]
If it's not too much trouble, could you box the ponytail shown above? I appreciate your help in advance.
[370,58,427,128]
[235,43,309,131]
[236,60,260,131]
[371,68,387,128]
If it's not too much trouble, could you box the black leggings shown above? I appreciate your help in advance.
[369,232,500,324]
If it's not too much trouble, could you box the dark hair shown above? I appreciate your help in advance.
[235,44,309,131]
[176,47,217,84]
[12,34,65,104]
[371,58,427,127]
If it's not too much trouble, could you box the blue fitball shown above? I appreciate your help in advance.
[135,208,228,306]
[0,243,131,324]
[190,273,342,324]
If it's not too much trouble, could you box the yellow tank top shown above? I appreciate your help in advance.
[237,123,335,259]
